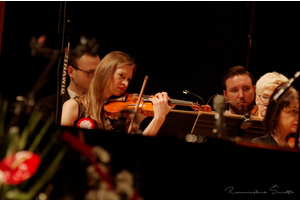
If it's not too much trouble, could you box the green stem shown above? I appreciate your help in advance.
[22,146,68,199]
[28,115,54,153]
[18,108,42,151]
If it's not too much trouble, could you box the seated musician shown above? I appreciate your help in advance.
[36,40,101,121]
[252,83,299,147]
[221,66,256,115]
[252,72,288,118]
[61,51,175,136]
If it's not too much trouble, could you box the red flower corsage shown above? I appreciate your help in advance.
[76,118,95,129]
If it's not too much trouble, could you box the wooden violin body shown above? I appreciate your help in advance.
[104,93,211,119]
[288,136,300,148]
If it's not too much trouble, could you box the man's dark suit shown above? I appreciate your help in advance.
[36,91,71,122]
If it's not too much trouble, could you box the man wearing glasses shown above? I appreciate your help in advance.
[35,39,101,200]
[67,49,100,98]
[37,42,100,121]
[254,72,288,118]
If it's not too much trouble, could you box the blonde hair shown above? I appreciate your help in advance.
[80,51,136,129]
[256,72,288,96]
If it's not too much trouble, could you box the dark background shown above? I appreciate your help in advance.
[0,1,299,107]
[77,127,300,200]
[1,2,300,199]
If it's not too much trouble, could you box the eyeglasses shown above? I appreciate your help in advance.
[258,94,270,103]
[72,66,95,78]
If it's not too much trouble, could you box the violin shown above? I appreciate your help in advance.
[250,105,259,117]
[288,135,300,148]
[104,93,212,119]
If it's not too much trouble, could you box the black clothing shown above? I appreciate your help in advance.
[73,97,113,130]
[36,92,70,121]
[252,134,278,146]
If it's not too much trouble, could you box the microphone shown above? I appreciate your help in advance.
[182,89,206,104]
[79,36,99,54]
[30,35,46,57]
[36,35,46,49]
[30,35,58,57]
[213,95,226,138]
[273,71,300,101]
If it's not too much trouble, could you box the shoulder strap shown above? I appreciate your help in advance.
[74,97,86,122]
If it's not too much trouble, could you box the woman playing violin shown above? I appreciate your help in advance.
[61,51,174,136]
[252,82,299,147]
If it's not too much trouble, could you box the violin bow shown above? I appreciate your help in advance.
[127,75,148,134]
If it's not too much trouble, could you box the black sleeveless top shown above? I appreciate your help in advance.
[73,97,113,130]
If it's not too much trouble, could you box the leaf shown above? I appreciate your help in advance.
[28,114,54,153]
[18,107,42,151]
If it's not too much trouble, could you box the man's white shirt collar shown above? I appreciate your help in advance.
[67,88,78,99]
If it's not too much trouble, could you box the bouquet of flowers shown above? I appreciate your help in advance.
[0,94,67,200]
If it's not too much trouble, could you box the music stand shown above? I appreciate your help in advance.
[156,110,268,140]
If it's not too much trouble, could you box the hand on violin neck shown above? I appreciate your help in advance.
[149,92,175,117]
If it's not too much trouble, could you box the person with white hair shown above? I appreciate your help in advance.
[252,71,288,118]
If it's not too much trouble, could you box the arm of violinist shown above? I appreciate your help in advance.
[125,112,147,133]
[61,99,79,127]
[142,92,175,137]
[134,112,148,125]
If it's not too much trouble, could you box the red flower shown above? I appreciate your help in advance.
[76,118,95,129]
[0,151,41,185]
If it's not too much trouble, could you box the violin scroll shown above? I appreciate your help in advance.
[191,103,212,112]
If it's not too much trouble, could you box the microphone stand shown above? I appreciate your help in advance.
[5,1,70,137]
[5,46,63,135]
[182,89,206,105]
[213,95,226,138]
